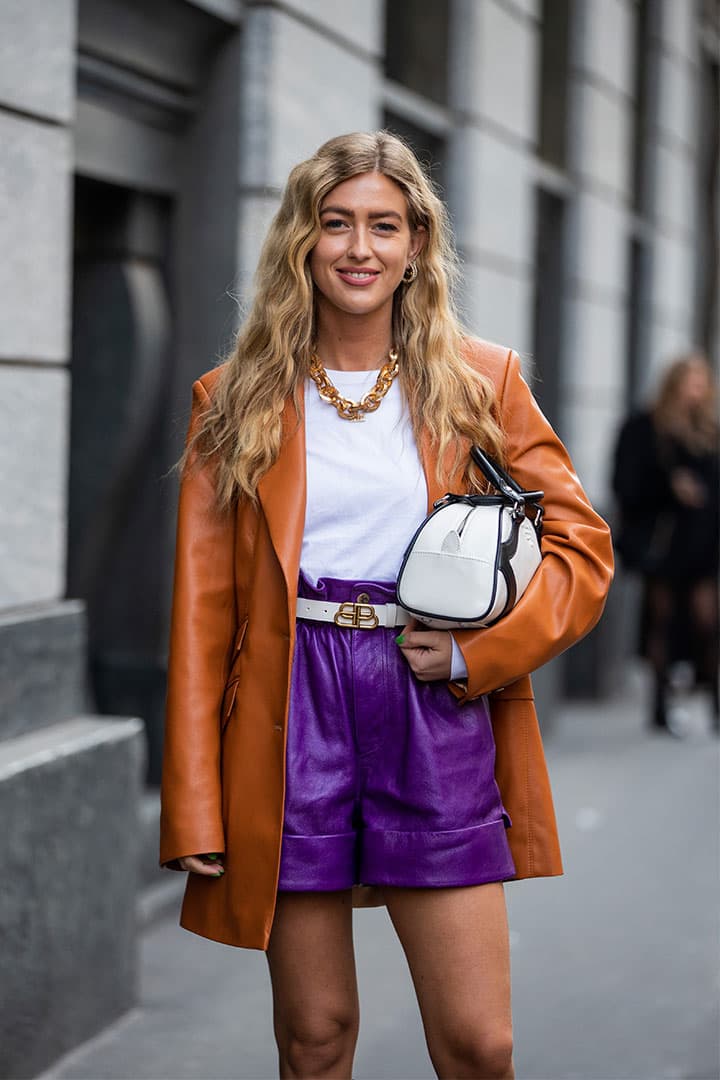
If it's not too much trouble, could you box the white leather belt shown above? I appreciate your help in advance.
[296,594,412,630]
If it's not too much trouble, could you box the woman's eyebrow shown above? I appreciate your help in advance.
[319,205,403,221]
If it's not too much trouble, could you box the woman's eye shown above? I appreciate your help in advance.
[324,219,347,230]
[374,222,398,233]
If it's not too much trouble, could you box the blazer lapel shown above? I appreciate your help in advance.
[419,428,443,512]
[419,427,468,510]
[257,384,306,619]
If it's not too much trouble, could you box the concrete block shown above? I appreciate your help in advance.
[646,320,695,391]
[656,52,697,151]
[0,716,144,1079]
[0,366,68,607]
[0,0,76,122]
[0,602,89,740]
[504,0,540,18]
[237,192,283,293]
[565,295,627,398]
[448,129,533,266]
[561,398,619,503]
[651,233,694,324]
[572,192,626,297]
[450,0,538,144]
[238,8,274,188]
[658,0,697,63]
[459,260,533,358]
[0,113,72,362]
[240,7,380,191]
[652,141,697,236]
[281,0,382,54]
[578,0,634,97]
[573,84,632,197]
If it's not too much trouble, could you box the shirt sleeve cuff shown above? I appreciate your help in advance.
[449,634,468,681]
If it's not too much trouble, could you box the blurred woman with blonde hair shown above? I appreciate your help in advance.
[613,353,719,733]
[160,130,613,1078]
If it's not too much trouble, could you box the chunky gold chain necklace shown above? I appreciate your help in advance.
[309,349,400,421]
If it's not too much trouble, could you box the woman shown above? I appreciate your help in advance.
[160,131,613,1079]
[613,354,719,733]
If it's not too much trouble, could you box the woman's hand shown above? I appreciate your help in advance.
[396,619,453,681]
[670,467,706,508]
[178,853,225,877]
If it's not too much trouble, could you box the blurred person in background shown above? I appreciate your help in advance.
[613,353,719,734]
[160,131,613,1080]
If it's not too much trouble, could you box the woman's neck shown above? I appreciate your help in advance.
[313,309,394,371]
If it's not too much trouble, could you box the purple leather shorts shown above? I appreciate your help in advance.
[277,573,516,891]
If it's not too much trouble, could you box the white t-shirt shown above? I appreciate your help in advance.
[302,369,426,582]
[301,368,468,680]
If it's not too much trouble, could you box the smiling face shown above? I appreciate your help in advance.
[309,171,425,325]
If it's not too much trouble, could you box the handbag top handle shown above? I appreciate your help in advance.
[469,445,544,507]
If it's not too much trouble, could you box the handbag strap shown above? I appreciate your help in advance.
[469,445,544,521]
[432,446,544,529]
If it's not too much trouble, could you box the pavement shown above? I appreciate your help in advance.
[40,666,719,1080]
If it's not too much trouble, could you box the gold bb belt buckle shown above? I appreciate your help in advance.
[333,593,379,629]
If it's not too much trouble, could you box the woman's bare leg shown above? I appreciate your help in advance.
[384,883,514,1080]
[267,890,359,1079]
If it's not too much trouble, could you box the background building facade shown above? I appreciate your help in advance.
[0,0,718,1072]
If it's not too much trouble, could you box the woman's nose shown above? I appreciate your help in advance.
[346,226,372,260]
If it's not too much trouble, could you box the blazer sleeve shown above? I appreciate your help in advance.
[159,379,236,867]
[450,351,614,702]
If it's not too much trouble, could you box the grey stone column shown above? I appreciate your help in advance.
[645,0,703,375]
[447,0,538,359]
[0,2,145,1074]
[236,0,383,290]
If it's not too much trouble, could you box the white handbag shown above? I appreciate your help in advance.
[396,446,544,629]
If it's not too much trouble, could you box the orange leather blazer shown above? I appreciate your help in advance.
[160,339,614,950]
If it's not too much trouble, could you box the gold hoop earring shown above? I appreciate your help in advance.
[403,261,418,284]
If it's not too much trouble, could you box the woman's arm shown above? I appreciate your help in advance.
[159,379,236,868]
[450,351,614,702]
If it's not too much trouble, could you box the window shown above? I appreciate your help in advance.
[384,0,450,105]
[695,46,719,358]
[383,110,446,192]
[630,0,651,213]
[624,237,651,407]
[537,0,571,169]
[531,189,567,432]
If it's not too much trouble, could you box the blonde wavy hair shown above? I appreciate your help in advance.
[185,130,504,507]
[653,351,718,454]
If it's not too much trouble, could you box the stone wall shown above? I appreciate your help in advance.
[0,3,145,1074]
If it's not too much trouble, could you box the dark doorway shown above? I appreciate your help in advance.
[68,177,174,783]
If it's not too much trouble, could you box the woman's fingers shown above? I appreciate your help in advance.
[396,627,453,681]
[177,853,225,877]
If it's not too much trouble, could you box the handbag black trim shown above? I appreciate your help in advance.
[395,446,545,627]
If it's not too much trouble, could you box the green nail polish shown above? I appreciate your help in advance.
[215,869,224,876]
[395,634,405,644]
[207,854,219,861]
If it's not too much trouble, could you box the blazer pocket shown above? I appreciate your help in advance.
[221,618,248,729]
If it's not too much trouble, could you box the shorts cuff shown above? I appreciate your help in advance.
[278,831,357,891]
[360,819,516,888]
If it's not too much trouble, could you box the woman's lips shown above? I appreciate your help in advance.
[335,268,380,287]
